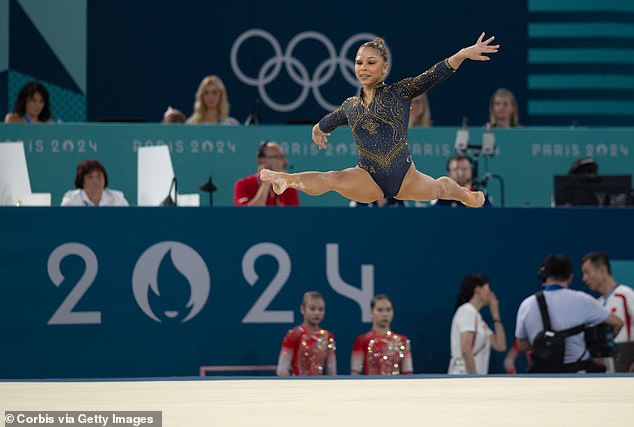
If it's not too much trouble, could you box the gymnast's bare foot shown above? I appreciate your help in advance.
[260,169,288,195]
[464,190,485,208]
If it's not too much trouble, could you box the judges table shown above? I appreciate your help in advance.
[1,124,633,207]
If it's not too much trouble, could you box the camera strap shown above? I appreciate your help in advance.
[535,291,586,336]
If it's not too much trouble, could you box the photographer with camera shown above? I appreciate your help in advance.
[515,254,623,373]
[582,251,634,372]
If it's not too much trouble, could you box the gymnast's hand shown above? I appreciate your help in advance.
[447,33,499,69]
[487,290,500,315]
[462,32,499,61]
[312,123,330,149]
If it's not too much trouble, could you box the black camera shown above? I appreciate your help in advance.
[584,323,615,358]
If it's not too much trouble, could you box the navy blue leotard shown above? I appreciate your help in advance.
[319,59,455,198]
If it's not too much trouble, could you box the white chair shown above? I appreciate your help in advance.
[137,145,200,206]
[0,141,51,206]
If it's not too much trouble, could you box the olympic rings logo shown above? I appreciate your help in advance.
[230,29,377,112]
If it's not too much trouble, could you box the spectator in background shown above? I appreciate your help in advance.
[4,81,53,123]
[186,75,239,125]
[351,294,413,375]
[233,141,299,206]
[276,291,337,376]
[432,154,493,207]
[162,106,186,123]
[568,157,598,176]
[487,88,520,128]
[61,160,129,206]
[408,93,432,127]
[448,273,507,374]
[582,251,634,372]
[515,254,622,373]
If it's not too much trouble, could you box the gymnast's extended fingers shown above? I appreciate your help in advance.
[313,135,327,149]
[482,35,496,45]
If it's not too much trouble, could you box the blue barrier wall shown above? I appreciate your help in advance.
[1,207,633,379]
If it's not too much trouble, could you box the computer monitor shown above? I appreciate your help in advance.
[554,174,633,207]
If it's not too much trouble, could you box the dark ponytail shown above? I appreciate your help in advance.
[454,273,489,312]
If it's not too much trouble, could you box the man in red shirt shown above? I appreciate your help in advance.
[233,141,300,206]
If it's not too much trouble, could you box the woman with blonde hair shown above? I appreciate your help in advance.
[186,75,239,125]
[408,93,432,127]
[488,88,520,127]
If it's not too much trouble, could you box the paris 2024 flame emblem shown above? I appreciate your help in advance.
[132,242,210,323]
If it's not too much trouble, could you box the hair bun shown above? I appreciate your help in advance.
[361,37,390,62]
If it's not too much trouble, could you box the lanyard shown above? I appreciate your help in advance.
[542,284,564,291]
[602,286,617,306]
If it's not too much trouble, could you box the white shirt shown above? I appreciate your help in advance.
[515,286,611,363]
[598,284,634,343]
[61,188,129,206]
[448,303,492,374]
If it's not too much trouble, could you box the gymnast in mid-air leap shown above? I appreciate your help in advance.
[261,33,499,207]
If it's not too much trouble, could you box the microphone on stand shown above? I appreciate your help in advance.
[244,99,261,126]
[199,175,218,206]
[160,177,177,206]
[473,172,492,190]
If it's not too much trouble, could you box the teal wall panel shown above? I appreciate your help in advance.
[1,124,633,208]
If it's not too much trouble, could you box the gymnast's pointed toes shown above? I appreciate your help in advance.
[260,169,274,182]
[471,191,485,208]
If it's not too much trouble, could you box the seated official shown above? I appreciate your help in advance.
[233,141,299,206]
[432,155,492,207]
[61,160,129,206]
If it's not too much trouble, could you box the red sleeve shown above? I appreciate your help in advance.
[280,188,300,206]
[350,333,367,374]
[233,175,257,206]
[281,327,300,350]
[351,334,367,353]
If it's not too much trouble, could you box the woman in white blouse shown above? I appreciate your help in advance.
[448,273,507,374]
[61,160,129,206]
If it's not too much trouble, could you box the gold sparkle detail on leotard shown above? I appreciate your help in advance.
[357,141,407,169]
[361,120,379,135]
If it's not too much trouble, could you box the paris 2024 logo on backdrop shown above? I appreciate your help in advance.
[132,241,210,323]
